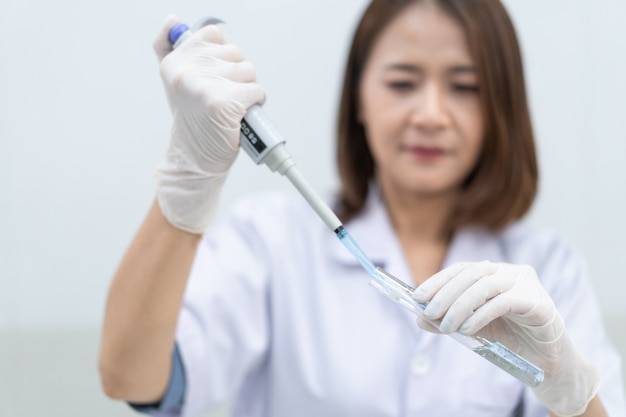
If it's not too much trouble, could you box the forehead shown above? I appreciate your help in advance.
[368,2,473,67]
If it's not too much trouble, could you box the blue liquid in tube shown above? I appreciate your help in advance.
[336,226,378,278]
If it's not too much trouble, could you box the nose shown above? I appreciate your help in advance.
[409,82,450,132]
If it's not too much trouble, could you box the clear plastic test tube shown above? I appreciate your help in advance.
[370,267,545,387]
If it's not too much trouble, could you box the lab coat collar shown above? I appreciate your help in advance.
[328,183,506,273]
[443,227,505,266]
[328,183,396,269]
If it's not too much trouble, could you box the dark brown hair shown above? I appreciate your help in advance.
[336,0,538,231]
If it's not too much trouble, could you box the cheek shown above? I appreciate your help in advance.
[359,83,384,125]
[359,88,396,154]
[455,101,485,164]
[466,121,484,164]
[358,71,405,128]
[363,123,388,166]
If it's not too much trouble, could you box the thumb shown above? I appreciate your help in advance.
[153,14,181,62]
[416,315,443,334]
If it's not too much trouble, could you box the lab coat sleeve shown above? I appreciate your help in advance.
[518,233,626,416]
[173,197,275,417]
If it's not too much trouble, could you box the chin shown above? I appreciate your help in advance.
[378,173,462,198]
[404,181,461,198]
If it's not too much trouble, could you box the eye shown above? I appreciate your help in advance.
[387,81,415,91]
[452,83,479,93]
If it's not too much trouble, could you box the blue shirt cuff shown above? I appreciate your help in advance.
[129,343,186,413]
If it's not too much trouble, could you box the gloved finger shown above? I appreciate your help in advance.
[199,59,258,84]
[205,83,266,132]
[154,14,182,62]
[456,264,542,329]
[503,265,549,318]
[512,294,556,328]
[412,262,473,303]
[185,42,243,66]
[229,81,266,110]
[515,305,564,343]
[191,24,226,45]
[227,61,259,83]
[421,261,498,321]
[453,264,552,335]
[208,43,245,63]
[438,266,516,333]
[415,315,442,334]
[456,292,518,335]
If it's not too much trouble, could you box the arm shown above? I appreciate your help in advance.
[99,15,265,404]
[99,200,200,402]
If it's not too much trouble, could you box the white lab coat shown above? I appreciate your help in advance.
[169,187,625,417]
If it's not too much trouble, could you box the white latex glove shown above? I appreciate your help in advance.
[152,15,265,234]
[412,261,600,417]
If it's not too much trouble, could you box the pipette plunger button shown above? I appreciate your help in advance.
[169,23,190,44]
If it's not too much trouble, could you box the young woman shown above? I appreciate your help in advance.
[100,0,626,415]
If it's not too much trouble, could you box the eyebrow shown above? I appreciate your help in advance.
[448,65,477,75]
[385,63,477,75]
[385,63,422,74]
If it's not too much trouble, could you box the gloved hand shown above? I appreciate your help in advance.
[152,15,266,234]
[412,261,600,417]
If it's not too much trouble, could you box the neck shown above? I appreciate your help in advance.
[378,180,456,245]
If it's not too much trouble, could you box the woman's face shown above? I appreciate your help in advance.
[359,2,484,198]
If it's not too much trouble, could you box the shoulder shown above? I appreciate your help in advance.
[497,220,583,266]
[452,221,586,285]
[495,220,589,294]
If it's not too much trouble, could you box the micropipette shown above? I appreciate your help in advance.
[168,17,344,234]
[168,17,544,387]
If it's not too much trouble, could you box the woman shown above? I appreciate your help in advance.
[99,0,626,416]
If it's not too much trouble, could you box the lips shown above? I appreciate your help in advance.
[405,145,447,160]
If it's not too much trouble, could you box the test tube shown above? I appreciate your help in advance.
[370,267,545,387]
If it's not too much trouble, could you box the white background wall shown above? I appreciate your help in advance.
[1,0,625,415]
